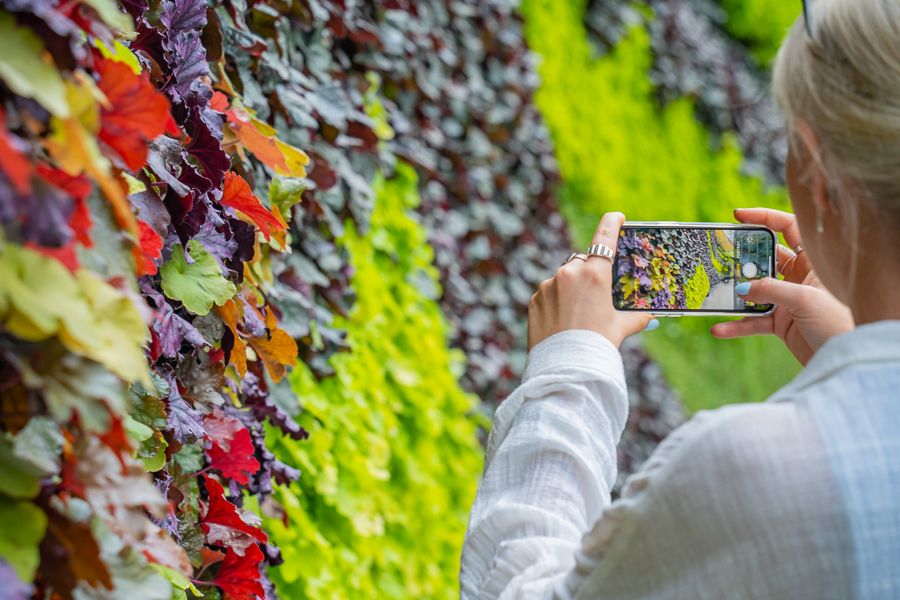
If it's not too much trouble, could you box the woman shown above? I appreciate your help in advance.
[461,0,900,598]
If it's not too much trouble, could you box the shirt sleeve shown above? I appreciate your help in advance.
[460,329,629,599]
[460,330,852,600]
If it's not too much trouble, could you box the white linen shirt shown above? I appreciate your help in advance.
[460,321,900,599]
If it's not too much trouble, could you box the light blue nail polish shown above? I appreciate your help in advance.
[644,319,660,332]
[735,281,752,296]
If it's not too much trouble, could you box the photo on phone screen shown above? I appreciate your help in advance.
[613,225,775,314]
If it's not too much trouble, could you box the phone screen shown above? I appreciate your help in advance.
[613,225,776,314]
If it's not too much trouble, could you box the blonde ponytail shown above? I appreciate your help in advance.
[772,0,900,224]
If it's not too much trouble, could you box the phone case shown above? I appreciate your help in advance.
[615,221,778,318]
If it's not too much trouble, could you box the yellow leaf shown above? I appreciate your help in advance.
[0,13,69,118]
[0,244,150,384]
[94,39,141,74]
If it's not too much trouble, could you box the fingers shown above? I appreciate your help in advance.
[591,212,625,250]
[734,208,802,248]
[711,316,775,339]
[736,276,810,309]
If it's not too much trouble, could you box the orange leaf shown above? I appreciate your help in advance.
[247,306,297,383]
[216,299,248,377]
[225,107,309,177]
[220,171,285,241]
[96,59,172,171]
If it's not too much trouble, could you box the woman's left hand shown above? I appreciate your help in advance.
[528,212,654,350]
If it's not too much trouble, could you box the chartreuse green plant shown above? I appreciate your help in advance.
[719,0,801,65]
[684,266,711,310]
[261,164,483,599]
[522,0,800,412]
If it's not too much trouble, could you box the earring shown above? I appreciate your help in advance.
[816,214,825,234]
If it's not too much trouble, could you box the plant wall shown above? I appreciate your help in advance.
[522,0,801,412]
[0,0,328,596]
[262,166,483,599]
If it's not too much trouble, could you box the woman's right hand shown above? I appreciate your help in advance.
[710,208,854,365]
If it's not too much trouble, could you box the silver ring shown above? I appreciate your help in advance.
[562,252,588,266]
[586,243,614,262]
[792,244,805,254]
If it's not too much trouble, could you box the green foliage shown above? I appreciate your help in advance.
[160,241,237,316]
[684,266,710,310]
[263,164,483,599]
[719,0,801,65]
[0,499,46,581]
[523,0,800,411]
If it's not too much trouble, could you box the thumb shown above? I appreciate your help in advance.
[618,311,656,341]
[737,277,810,310]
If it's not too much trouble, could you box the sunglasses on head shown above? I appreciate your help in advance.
[802,0,814,38]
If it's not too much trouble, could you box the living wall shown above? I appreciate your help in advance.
[0,0,485,597]
[262,166,483,599]
[522,0,802,411]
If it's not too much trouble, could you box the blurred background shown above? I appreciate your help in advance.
[0,0,803,598]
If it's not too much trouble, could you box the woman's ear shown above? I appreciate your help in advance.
[793,119,832,218]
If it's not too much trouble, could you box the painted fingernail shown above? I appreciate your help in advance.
[735,281,751,295]
[644,319,660,332]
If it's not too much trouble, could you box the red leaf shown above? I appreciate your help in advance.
[206,427,260,485]
[96,59,173,170]
[204,409,244,448]
[210,544,264,600]
[0,108,32,194]
[27,241,80,272]
[201,476,267,555]
[136,220,164,276]
[98,415,132,471]
[220,172,285,241]
[38,164,94,247]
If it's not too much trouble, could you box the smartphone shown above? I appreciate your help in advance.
[612,222,777,316]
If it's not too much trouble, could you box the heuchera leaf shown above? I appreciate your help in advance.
[200,476,267,556]
[220,172,285,241]
[160,240,237,315]
[96,58,172,171]
[209,543,264,600]
[206,427,260,485]
[0,500,47,583]
[37,164,94,247]
[0,13,69,118]
[216,299,247,376]
[0,109,32,195]
[161,0,207,33]
[247,306,297,384]
[136,220,164,276]
[225,107,309,177]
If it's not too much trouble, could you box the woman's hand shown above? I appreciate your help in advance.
[711,208,854,365]
[528,212,653,350]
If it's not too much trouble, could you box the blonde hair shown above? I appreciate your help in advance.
[772,0,900,229]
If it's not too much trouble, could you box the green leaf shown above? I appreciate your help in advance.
[0,13,69,118]
[0,499,47,581]
[13,416,63,476]
[269,176,307,224]
[0,438,43,499]
[152,564,204,600]
[160,241,237,315]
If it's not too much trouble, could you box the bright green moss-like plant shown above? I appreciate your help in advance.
[719,0,801,65]
[260,164,484,599]
[522,0,800,411]
[684,266,711,310]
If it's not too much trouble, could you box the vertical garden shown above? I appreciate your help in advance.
[0,0,799,598]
